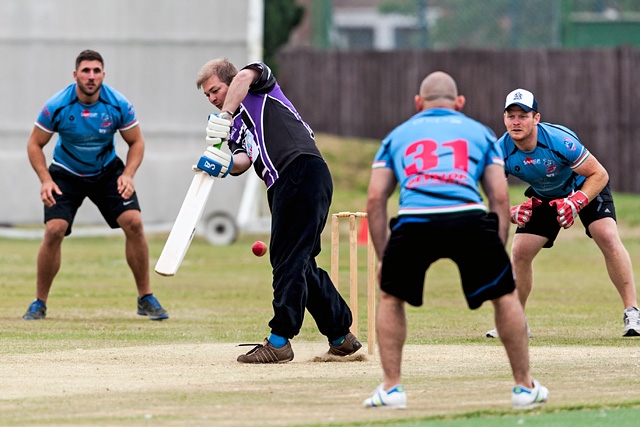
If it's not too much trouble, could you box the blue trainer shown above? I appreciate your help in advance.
[137,294,169,321]
[23,299,47,320]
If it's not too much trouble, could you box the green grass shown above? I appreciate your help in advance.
[351,407,640,427]
[1,133,639,425]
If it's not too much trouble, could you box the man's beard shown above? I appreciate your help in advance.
[78,82,101,97]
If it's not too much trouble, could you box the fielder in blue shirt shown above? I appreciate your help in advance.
[484,88,639,338]
[365,72,547,410]
[23,50,168,321]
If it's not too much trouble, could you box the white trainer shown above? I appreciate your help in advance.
[486,322,532,338]
[363,383,407,409]
[623,306,640,337]
[485,328,499,338]
[512,378,549,410]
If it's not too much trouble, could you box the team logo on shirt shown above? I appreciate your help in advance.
[563,137,576,151]
[243,128,257,161]
[544,158,557,175]
[101,113,112,128]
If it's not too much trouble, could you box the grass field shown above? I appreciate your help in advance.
[0,134,639,426]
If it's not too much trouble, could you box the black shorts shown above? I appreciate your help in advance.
[45,157,141,236]
[380,211,516,310]
[516,183,616,248]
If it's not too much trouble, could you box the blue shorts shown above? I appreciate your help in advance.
[45,157,141,236]
[380,211,515,310]
[517,183,616,248]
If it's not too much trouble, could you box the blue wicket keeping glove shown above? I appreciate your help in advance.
[195,146,234,178]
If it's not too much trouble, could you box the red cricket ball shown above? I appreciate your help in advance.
[252,241,267,257]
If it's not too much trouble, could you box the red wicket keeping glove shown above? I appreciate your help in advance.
[510,197,543,228]
[549,190,589,229]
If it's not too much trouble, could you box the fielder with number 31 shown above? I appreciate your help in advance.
[194,58,362,363]
[484,88,640,339]
[365,72,548,410]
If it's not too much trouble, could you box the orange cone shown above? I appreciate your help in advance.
[358,214,369,245]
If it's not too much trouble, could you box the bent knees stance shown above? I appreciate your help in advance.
[117,211,145,237]
[510,234,546,266]
[588,218,625,252]
[44,219,69,243]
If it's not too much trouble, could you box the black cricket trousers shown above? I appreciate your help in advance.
[266,155,353,341]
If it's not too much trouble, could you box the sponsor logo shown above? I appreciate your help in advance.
[406,172,468,188]
[81,109,98,118]
[524,157,541,165]
[123,200,135,206]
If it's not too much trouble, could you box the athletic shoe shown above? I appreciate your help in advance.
[22,299,47,320]
[328,332,363,356]
[237,338,294,363]
[512,378,548,410]
[623,306,640,337]
[486,322,532,338]
[137,294,169,321]
[363,383,407,409]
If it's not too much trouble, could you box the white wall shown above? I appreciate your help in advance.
[0,0,265,239]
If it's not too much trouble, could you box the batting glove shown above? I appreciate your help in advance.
[549,190,589,229]
[194,146,234,178]
[510,197,542,228]
[206,114,232,147]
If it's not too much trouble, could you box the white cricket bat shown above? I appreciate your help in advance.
[155,172,215,276]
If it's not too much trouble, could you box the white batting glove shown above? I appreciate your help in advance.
[206,114,232,146]
[193,146,234,178]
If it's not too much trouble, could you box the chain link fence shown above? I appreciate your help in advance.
[330,0,640,50]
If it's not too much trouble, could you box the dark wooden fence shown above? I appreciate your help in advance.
[277,47,640,193]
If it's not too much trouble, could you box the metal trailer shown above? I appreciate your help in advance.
[0,0,269,244]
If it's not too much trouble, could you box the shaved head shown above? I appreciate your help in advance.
[419,71,458,102]
[415,71,464,112]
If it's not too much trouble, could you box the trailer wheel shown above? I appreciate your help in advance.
[203,212,238,245]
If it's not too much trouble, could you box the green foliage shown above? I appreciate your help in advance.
[573,0,640,12]
[380,0,559,48]
[264,0,304,75]
[379,0,417,15]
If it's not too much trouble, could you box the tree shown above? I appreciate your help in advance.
[264,0,305,75]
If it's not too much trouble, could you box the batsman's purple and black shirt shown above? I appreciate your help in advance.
[35,83,138,177]
[227,62,322,188]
